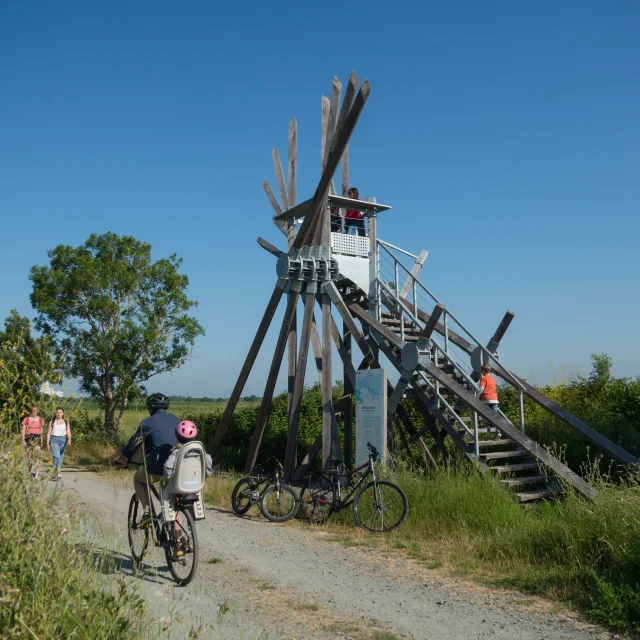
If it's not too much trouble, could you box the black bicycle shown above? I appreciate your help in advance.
[231,459,299,523]
[125,463,199,586]
[299,442,408,533]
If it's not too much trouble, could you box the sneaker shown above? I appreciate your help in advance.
[139,511,152,528]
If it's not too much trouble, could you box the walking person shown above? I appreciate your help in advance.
[478,363,499,412]
[21,406,45,480]
[47,407,71,481]
[344,187,366,237]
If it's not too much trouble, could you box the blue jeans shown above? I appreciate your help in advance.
[486,402,499,413]
[50,436,68,471]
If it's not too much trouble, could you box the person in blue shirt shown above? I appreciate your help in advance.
[113,392,179,525]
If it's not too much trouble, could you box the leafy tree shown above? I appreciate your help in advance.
[29,232,205,438]
[0,310,63,432]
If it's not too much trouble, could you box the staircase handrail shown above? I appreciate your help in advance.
[377,240,526,392]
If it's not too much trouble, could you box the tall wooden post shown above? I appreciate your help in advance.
[321,293,333,468]
[343,319,354,468]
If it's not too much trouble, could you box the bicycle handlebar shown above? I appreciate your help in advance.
[367,442,380,460]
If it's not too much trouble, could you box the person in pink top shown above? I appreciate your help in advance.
[21,406,45,479]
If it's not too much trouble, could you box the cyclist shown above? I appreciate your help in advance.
[113,392,179,526]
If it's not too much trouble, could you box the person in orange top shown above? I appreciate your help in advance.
[478,364,499,413]
[21,406,45,480]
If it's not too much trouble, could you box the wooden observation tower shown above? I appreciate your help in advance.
[211,73,639,503]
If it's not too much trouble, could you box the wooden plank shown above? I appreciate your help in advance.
[284,293,316,477]
[244,291,299,473]
[263,179,288,237]
[287,118,297,208]
[257,236,285,258]
[211,284,284,452]
[272,147,289,212]
[400,249,429,299]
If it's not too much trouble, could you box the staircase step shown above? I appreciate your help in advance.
[501,475,554,487]
[516,486,563,503]
[490,462,540,473]
[478,439,514,447]
[481,449,529,460]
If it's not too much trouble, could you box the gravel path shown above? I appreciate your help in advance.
[62,468,610,640]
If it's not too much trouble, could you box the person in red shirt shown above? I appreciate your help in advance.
[478,364,499,413]
[21,406,45,480]
[344,187,366,237]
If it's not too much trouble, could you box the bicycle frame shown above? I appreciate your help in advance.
[333,454,377,510]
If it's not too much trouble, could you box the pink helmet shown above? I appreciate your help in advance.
[176,420,198,440]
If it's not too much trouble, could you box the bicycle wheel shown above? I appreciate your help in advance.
[231,477,256,515]
[298,476,335,524]
[165,507,199,586]
[352,480,408,533]
[259,485,299,522]
[127,494,149,563]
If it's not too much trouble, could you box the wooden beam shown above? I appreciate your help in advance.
[321,293,334,468]
[342,318,354,468]
[400,249,428,299]
[257,236,285,258]
[324,77,342,169]
[292,432,322,483]
[287,118,297,209]
[263,179,288,237]
[396,405,438,471]
[489,310,515,347]
[284,293,316,477]
[211,284,284,452]
[243,290,299,472]
[417,303,445,349]
[272,147,289,212]
[294,79,370,249]
[320,95,330,172]
[323,283,376,367]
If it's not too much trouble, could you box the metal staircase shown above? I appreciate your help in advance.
[328,235,639,504]
[378,310,563,503]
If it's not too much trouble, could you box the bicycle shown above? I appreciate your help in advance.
[299,442,408,533]
[124,443,206,586]
[231,459,299,522]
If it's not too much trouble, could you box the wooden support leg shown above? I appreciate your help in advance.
[342,319,353,469]
[284,293,316,478]
[244,291,300,473]
[292,432,322,484]
[211,284,284,453]
[321,293,334,468]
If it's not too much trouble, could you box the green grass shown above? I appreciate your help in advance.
[0,442,157,639]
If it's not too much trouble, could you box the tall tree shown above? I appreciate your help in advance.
[29,232,205,438]
[0,310,62,432]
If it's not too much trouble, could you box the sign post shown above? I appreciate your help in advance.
[355,369,387,466]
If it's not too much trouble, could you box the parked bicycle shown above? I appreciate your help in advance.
[231,459,299,522]
[299,442,408,533]
[125,441,207,586]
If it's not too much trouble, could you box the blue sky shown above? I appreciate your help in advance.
[1,1,639,397]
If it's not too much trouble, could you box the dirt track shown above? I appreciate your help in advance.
[62,468,611,640]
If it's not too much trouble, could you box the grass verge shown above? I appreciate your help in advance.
[0,442,158,639]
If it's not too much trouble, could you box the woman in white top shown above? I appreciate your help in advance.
[47,407,71,481]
